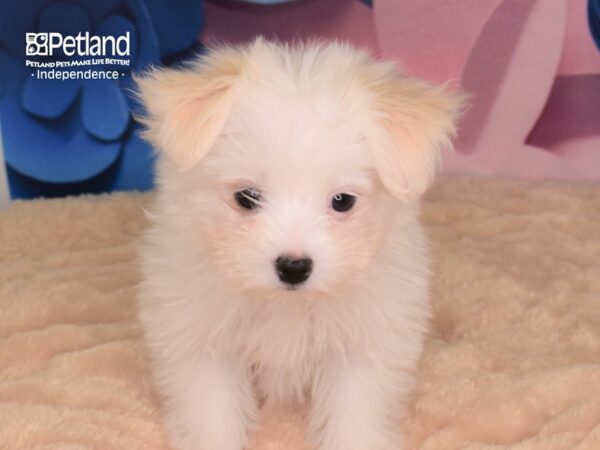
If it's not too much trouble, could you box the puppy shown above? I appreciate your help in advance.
[136,39,463,450]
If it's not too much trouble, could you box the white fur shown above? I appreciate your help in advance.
[136,39,463,450]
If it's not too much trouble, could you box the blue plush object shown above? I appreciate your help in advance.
[589,0,600,51]
[144,0,204,57]
[0,0,204,199]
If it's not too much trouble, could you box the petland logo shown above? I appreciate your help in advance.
[25,32,131,80]
[26,32,130,57]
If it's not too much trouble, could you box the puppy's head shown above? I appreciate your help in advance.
[136,39,464,296]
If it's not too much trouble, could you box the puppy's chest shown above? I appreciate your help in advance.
[239,307,328,401]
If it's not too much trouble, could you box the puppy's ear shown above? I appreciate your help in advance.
[371,74,466,200]
[135,49,244,170]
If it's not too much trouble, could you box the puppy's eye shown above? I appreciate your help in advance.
[234,188,262,210]
[331,193,356,213]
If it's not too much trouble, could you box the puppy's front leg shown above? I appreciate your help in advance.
[309,352,406,450]
[160,355,257,450]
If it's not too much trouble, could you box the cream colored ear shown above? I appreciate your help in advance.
[371,75,466,200]
[134,49,244,170]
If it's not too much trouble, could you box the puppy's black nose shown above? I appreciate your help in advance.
[275,256,313,286]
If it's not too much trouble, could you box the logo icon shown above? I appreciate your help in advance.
[26,33,49,56]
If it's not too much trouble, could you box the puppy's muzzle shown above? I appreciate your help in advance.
[275,256,313,287]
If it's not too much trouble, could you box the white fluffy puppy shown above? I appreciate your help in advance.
[136,39,462,450]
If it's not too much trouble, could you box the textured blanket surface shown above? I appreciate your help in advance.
[0,176,599,450]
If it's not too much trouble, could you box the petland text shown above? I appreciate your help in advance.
[26,32,130,57]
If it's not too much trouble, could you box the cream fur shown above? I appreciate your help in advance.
[136,39,462,450]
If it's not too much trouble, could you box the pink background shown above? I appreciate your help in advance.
[200,0,600,180]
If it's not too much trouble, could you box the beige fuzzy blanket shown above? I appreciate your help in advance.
[1,176,599,450]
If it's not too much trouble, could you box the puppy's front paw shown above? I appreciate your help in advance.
[164,408,248,450]
[310,354,407,450]
[314,419,403,450]
[157,357,257,450]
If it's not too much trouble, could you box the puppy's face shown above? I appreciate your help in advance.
[137,40,463,296]
[193,92,396,294]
